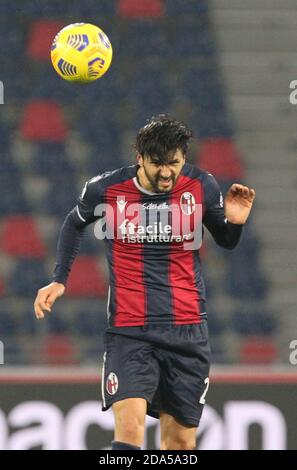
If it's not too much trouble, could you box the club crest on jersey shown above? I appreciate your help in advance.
[106,372,118,395]
[180,192,195,215]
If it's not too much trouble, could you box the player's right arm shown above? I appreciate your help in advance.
[34,281,65,319]
[34,178,103,319]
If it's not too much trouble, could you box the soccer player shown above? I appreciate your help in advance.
[34,115,255,450]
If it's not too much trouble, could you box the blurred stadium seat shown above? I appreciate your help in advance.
[231,309,277,336]
[117,22,167,57]
[1,310,17,336]
[66,0,116,17]
[19,308,38,336]
[169,21,215,58]
[224,232,268,300]
[9,260,48,296]
[0,16,23,58]
[0,278,5,297]
[27,20,64,61]
[197,139,244,180]
[47,313,68,334]
[20,100,68,142]
[239,338,278,365]
[32,142,74,176]
[0,216,46,258]
[117,0,164,18]
[130,63,173,117]
[28,63,76,103]
[166,0,209,15]
[43,174,78,217]
[0,174,30,215]
[18,0,71,18]
[40,334,78,365]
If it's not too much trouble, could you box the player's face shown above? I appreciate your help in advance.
[138,149,185,193]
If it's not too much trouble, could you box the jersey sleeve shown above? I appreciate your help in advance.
[52,177,104,285]
[202,173,243,249]
[74,176,104,227]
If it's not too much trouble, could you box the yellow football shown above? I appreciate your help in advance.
[51,23,113,83]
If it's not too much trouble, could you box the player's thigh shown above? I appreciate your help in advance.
[160,413,197,450]
[102,331,160,410]
[150,322,210,427]
[113,397,147,427]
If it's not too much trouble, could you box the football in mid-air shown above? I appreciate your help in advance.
[51,23,112,83]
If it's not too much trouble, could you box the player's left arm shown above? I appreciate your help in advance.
[224,183,255,225]
[202,174,255,249]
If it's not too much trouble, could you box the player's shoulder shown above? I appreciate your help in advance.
[86,165,136,190]
[182,162,217,185]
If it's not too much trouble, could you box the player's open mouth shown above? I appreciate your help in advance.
[159,178,172,187]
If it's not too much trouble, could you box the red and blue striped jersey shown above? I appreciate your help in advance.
[53,162,242,327]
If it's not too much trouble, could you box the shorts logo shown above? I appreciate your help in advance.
[180,192,195,215]
[106,372,118,395]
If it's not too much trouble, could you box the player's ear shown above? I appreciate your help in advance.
[137,153,144,166]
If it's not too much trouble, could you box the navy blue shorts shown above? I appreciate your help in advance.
[101,321,211,427]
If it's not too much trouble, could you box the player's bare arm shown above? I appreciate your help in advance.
[34,282,65,320]
[224,183,256,225]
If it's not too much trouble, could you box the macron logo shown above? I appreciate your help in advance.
[117,198,128,214]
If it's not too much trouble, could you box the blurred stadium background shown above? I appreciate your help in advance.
[0,0,296,450]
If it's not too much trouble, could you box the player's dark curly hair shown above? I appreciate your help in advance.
[135,114,192,162]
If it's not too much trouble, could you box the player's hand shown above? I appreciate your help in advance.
[224,184,256,225]
[34,282,65,320]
